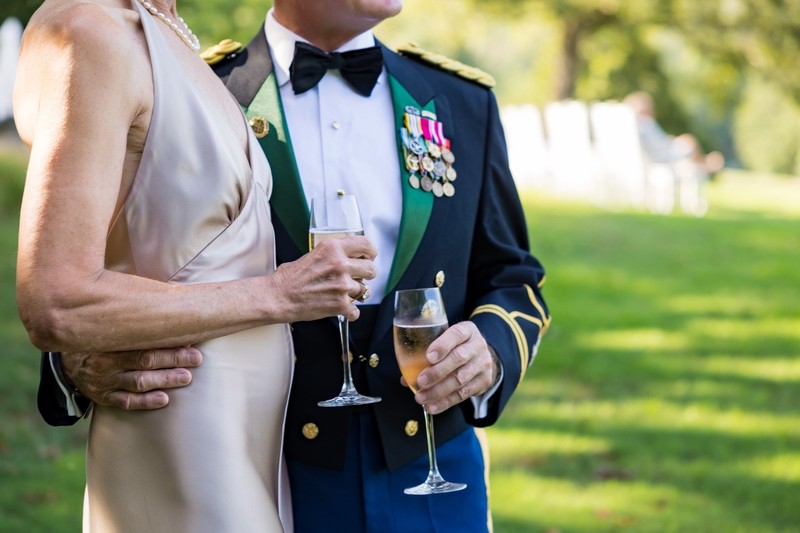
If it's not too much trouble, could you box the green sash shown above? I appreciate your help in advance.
[384,74,435,294]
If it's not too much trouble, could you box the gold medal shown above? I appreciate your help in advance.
[443,181,455,197]
[421,156,434,172]
[420,176,434,192]
[432,181,444,197]
[441,148,455,164]
[406,153,420,172]
[408,173,421,189]
[428,142,442,159]
[446,166,457,181]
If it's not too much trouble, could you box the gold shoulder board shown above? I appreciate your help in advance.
[396,42,496,89]
[201,39,245,66]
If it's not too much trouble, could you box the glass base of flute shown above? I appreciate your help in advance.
[317,313,381,407]
[403,408,467,495]
[394,287,467,495]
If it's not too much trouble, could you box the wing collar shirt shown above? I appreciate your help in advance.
[265,10,502,418]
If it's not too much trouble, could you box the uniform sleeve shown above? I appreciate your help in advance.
[38,352,90,426]
[460,90,551,427]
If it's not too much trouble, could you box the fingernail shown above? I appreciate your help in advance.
[186,349,202,365]
[427,403,439,415]
[178,371,192,384]
[427,350,440,364]
[416,374,429,388]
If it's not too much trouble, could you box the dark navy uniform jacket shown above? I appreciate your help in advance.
[37,27,550,474]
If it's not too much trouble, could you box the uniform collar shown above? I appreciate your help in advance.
[265,9,384,89]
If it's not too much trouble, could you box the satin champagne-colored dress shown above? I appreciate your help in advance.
[82,2,294,531]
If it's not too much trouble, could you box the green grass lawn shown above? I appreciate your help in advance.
[1,143,798,532]
[489,173,800,532]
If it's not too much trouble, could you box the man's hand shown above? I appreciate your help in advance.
[409,321,500,415]
[61,347,202,410]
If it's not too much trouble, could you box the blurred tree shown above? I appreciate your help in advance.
[543,0,622,100]
[734,73,800,174]
[671,0,800,103]
[464,0,673,100]
[181,0,272,47]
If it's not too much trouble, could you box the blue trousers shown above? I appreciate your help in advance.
[288,413,491,533]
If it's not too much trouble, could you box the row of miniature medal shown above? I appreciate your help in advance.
[401,107,457,198]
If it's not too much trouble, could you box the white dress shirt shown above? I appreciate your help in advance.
[266,10,401,304]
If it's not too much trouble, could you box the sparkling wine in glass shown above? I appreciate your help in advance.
[393,287,467,495]
[309,193,381,407]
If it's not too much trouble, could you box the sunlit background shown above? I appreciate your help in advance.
[1,1,798,531]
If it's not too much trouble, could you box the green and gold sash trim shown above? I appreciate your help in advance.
[385,74,435,294]
[243,73,309,252]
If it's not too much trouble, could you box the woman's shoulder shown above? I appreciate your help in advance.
[25,0,141,60]
[15,0,149,142]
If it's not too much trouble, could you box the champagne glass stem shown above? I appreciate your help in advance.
[422,409,447,486]
[337,314,358,395]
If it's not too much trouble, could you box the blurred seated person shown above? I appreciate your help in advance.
[623,91,724,180]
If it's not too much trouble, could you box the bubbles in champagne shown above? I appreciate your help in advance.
[393,321,448,392]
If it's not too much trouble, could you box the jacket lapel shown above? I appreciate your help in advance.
[245,76,309,254]
[223,25,272,108]
[382,46,454,295]
[372,48,456,347]
[226,28,309,255]
[383,74,434,295]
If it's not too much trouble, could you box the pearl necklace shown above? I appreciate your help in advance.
[136,0,201,53]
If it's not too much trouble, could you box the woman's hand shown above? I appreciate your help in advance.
[265,236,377,323]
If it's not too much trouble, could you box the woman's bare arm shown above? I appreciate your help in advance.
[15,2,375,353]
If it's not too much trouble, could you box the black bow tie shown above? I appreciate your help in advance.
[289,41,383,97]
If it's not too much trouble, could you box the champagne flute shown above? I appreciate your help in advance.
[309,193,381,407]
[393,287,467,495]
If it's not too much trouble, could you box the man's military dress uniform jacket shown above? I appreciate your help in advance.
[207,27,550,471]
[36,27,550,474]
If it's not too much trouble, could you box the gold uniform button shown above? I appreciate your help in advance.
[404,420,419,437]
[369,353,380,368]
[249,116,269,138]
[302,423,319,440]
[435,270,445,287]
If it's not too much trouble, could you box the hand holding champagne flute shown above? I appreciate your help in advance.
[393,287,467,495]
[309,193,381,407]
